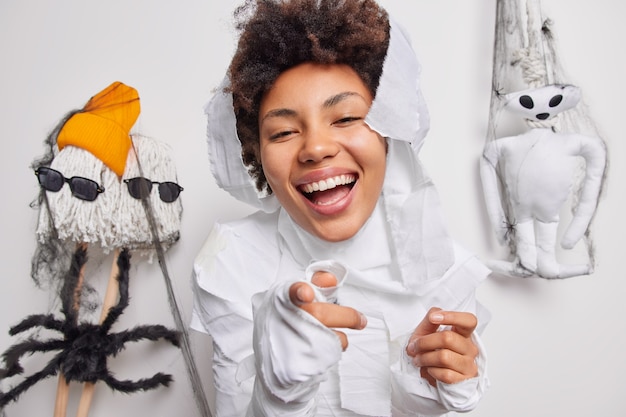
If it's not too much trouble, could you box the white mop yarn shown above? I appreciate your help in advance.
[117,135,183,254]
[36,146,121,251]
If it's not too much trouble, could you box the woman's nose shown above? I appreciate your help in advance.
[298,129,339,163]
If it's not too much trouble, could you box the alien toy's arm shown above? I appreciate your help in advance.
[560,134,607,249]
[480,140,509,245]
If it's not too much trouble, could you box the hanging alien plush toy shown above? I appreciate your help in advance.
[481,0,608,279]
[481,83,607,279]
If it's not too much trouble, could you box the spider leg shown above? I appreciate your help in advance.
[100,248,131,332]
[0,352,64,408]
[108,325,180,356]
[103,371,173,394]
[9,314,65,336]
[1,338,65,378]
[59,245,88,325]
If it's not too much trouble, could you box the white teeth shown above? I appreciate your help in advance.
[301,174,355,194]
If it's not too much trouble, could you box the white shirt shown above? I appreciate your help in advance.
[191,204,490,416]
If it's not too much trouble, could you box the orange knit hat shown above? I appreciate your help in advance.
[57,82,140,177]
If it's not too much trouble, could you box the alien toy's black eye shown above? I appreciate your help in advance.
[549,94,563,108]
[519,95,534,109]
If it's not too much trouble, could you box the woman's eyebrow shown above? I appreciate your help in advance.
[261,108,297,122]
[261,91,366,122]
[323,91,366,108]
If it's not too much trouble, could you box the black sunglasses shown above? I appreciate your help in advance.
[123,177,183,203]
[35,167,105,202]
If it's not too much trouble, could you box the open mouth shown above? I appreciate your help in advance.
[299,174,356,206]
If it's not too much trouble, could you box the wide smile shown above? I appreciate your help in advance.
[298,174,357,208]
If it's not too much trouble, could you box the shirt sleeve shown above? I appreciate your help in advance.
[191,284,254,417]
[191,217,344,417]
[191,219,276,416]
[246,280,343,417]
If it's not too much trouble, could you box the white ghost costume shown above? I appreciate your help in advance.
[191,18,491,417]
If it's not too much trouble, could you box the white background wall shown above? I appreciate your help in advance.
[0,1,623,416]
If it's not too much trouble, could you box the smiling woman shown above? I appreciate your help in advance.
[259,63,386,242]
[228,0,390,195]
[191,0,491,416]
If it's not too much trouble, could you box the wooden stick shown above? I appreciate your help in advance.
[53,243,88,417]
[75,249,121,417]
[53,374,70,417]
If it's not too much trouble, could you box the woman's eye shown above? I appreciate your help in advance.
[333,116,362,126]
[269,130,295,140]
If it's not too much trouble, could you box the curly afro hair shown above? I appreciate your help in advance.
[227,0,390,193]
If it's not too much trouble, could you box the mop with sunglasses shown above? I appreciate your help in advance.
[0,82,211,417]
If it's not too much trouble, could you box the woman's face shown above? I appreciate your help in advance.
[259,63,386,242]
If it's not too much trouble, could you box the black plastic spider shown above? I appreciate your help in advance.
[0,247,180,408]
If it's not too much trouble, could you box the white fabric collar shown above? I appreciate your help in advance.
[278,202,392,273]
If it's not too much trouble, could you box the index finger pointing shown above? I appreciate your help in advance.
[301,302,367,330]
